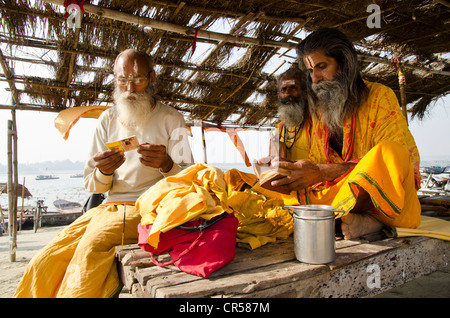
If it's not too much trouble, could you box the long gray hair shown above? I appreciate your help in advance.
[296,27,369,117]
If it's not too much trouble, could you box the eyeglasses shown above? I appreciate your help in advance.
[115,76,149,86]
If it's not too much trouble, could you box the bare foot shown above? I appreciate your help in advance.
[341,212,384,240]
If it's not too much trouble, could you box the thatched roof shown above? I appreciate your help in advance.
[0,183,32,198]
[0,0,449,129]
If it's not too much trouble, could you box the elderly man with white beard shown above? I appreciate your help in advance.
[14,49,193,298]
[273,67,310,161]
[262,28,422,240]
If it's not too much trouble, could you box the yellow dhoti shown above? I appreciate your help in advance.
[14,203,140,298]
[298,140,421,228]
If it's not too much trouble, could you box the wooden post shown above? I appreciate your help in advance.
[7,120,17,262]
[201,125,208,164]
[20,177,25,231]
[0,203,4,236]
[397,65,408,125]
[13,112,19,232]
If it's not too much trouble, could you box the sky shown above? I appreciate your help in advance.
[0,106,273,166]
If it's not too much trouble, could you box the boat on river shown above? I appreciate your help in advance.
[53,199,83,213]
[35,175,59,180]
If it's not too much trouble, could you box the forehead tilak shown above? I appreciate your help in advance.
[280,79,296,88]
[305,55,315,69]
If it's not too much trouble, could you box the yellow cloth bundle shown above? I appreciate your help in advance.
[228,189,293,249]
[136,163,232,248]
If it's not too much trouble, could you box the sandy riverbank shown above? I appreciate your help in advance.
[0,225,66,297]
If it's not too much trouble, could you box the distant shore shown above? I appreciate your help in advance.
[1,159,449,178]
[0,160,85,175]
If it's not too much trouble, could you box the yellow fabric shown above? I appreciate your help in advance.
[277,119,311,161]
[54,106,110,140]
[299,140,421,228]
[136,163,232,248]
[227,189,293,249]
[390,216,450,241]
[290,82,421,229]
[14,203,141,298]
[308,81,421,189]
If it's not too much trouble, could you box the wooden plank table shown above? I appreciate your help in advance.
[116,233,450,298]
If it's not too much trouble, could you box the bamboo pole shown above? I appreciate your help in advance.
[357,54,450,77]
[2,34,449,78]
[42,0,297,50]
[201,125,208,164]
[7,120,17,262]
[397,65,408,124]
[20,177,25,231]
[12,111,19,237]
[63,15,83,108]
[0,203,5,236]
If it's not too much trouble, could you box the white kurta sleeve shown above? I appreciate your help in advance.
[83,111,113,194]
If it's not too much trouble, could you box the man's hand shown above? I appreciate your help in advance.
[267,157,356,193]
[137,143,173,172]
[93,148,126,175]
[268,158,322,192]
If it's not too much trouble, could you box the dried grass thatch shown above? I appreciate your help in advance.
[0,0,449,126]
[0,183,32,198]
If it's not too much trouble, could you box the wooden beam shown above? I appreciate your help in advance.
[358,54,450,77]
[0,104,69,112]
[7,120,17,262]
[207,19,309,121]
[169,12,258,98]
[138,0,308,23]
[63,16,83,108]
[434,0,450,9]
[0,37,276,82]
[42,0,297,50]
[0,49,20,106]
[147,1,186,53]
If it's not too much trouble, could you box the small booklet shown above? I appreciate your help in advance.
[252,160,291,192]
[106,135,140,152]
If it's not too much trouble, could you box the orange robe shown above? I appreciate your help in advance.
[226,81,421,229]
[298,81,421,228]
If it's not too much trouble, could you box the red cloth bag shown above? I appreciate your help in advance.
[137,213,238,278]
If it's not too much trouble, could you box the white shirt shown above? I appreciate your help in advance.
[83,102,193,203]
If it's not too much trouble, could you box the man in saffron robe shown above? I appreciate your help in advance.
[265,28,421,239]
[14,49,193,297]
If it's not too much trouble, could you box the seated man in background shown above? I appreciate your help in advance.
[14,49,193,298]
[227,67,310,201]
[271,67,311,161]
[266,27,421,239]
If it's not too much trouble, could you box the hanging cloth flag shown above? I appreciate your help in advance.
[63,0,85,19]
[190,28,199,59]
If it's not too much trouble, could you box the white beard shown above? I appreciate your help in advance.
[112,85,156,129]
[278,97,306,128]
